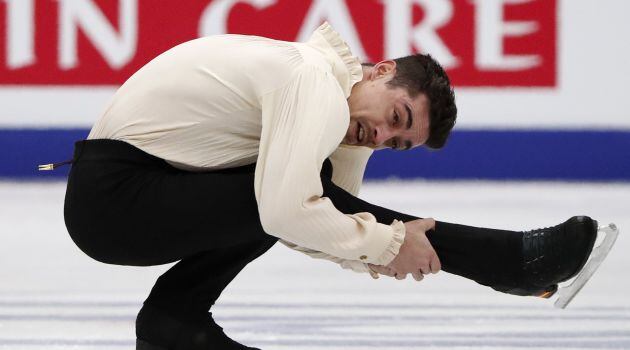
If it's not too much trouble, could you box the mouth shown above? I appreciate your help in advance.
[356,121,366,145]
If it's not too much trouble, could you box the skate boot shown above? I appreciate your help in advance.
[136,304,261,350]
[497,216,618,308]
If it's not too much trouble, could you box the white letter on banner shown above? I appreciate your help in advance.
[58,0,137,70]
[198,0,277,36]
[473,0,540,70]
[296,0,367,60]
[3,0,35,69]
[383,0,458,68]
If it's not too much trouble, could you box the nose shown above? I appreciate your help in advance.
[373,125,395,146]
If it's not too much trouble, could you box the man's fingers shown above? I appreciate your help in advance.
[419,265,431,275]
[411,271,424,281]
[369,264,396,277]
[382,269,396,277]
[419,218,436,231]
[430,254,442,274]
[395,273,407,280]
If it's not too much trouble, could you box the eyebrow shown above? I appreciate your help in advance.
[405,104,413,130]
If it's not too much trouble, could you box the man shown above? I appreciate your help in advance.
[57,22,608,350]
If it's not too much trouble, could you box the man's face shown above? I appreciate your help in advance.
[343,61,430,150]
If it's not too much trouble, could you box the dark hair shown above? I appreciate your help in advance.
[381,54,457,149]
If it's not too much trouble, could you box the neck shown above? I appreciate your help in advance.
[361,65,373,82]
[348,66,372,100]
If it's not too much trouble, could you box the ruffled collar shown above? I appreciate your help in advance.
[306,22,363,97]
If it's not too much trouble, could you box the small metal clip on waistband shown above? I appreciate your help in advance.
[38,159,73,171]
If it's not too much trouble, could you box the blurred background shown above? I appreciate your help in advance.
[1,1,629,349]
[1,0,629,180]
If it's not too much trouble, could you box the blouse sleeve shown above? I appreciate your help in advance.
[328,145,373,196]
[254,65,405,266]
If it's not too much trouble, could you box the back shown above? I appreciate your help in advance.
[88,34,307,169]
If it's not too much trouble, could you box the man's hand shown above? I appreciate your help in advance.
[385,218,441,279]
[368,264,396,278]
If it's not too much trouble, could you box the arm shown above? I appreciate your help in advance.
[328,145,373,196]
[322,158,439,278]
[279,239,381,278]
[254,65,405,266]
[281,146,378,277]
[281,156,440,281]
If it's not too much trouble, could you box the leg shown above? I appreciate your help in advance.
[137,238,277,350]
[319,160,599,297]
[143,238,277,322]
[64,140,275,349]
[318,159,523,290]
[64,140,268,266]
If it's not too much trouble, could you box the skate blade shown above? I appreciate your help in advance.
[553,223,619,309]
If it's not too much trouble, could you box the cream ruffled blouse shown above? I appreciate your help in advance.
[88,23,406,276]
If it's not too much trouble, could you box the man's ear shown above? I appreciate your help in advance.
[371,60,397,80]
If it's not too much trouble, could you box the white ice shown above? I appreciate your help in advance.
[1,180,628,349]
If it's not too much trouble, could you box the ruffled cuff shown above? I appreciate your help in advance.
[372,219,406,266]
[339,260,379,279]
[366,264,380,279]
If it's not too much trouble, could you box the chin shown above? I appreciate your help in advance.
[341,131,352,145]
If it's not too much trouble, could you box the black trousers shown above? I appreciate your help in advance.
[64,139,524,322]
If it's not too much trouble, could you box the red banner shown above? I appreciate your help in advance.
[0,0,556,86]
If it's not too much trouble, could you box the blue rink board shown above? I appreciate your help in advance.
[2,128,629,181]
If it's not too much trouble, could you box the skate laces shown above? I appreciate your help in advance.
[522,224,563,275]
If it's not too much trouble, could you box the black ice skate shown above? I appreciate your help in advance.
[136,305,260,350]
[503,216,618,308]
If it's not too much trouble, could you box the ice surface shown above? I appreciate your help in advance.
[1,181,628,349]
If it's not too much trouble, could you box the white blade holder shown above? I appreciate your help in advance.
[554,223,619,309]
